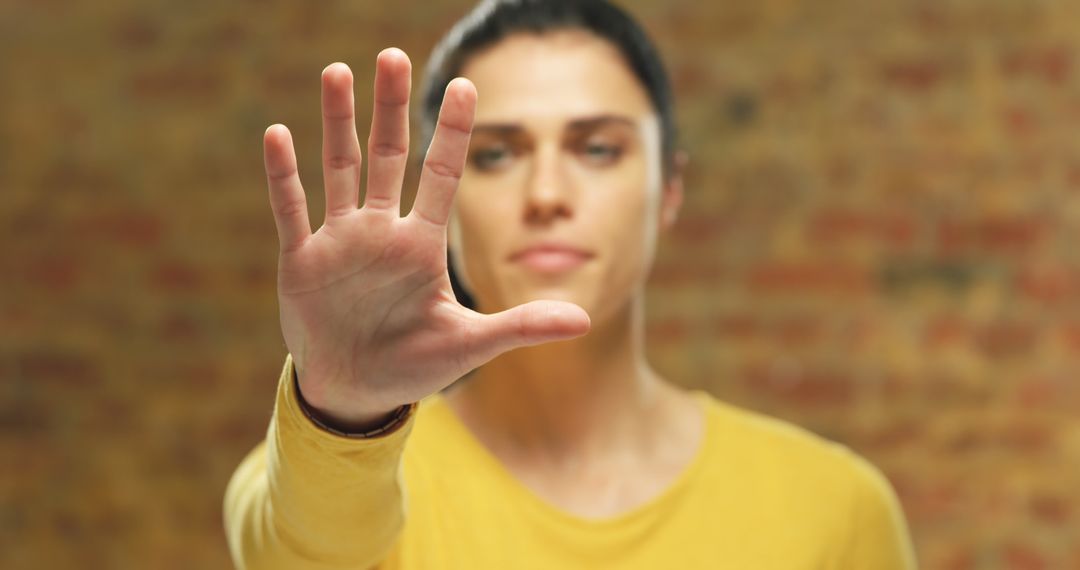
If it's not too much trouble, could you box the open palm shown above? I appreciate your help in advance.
[262,49,590,429]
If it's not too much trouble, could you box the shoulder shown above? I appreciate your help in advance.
[693,392,915,567]
[698,392,885,490]
[693,392,901,522]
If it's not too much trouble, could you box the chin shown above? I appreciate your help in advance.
[510,284,589,307]
[535,286,594,307]
[474,279,595,314]
[471,263,625,316]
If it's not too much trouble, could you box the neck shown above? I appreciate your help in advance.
[447,295,671,467]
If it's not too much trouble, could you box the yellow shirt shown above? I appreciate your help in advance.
[225,356,916,569]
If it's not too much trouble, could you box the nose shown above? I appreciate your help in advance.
[523,146,573,225]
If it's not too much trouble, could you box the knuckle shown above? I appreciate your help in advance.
[326,155,359,170]
[326,205,355,217]
[516,309,529,341]
[370,142,408,159]
[437,118,472,137]
[410,208,444,228]
[272,198,307,218]
[279,238,306,254]
[363,195,394,210]
[323,110,354,121]
[266,168,296,183]
[424,159,462,180]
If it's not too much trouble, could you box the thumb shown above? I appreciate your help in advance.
[467,300,591,363]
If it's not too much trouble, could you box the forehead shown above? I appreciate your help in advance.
[458,29,656,127]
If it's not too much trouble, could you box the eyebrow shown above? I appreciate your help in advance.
[472,114,637,136]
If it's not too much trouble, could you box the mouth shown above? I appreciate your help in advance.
[508,242,594,273]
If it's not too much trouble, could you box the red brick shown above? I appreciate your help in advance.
[0,400,53,434]
[1058,323,1080,353]
[741,363,854,406]
[860,420,924,451]
[150,261,205,292]
[997,421,1056,455]
[73,210,164,248]
[158,312,202,342]
[130,67,224,101]
[1015,265,1080,303]
[649,260,725,287]
[263,66,314,94]
[646,318,689,344]
[923,372,991,404]
[880,58,944,90]
[939,548,976,570]
[904,479,966,522]
[112,15,159,49]
[41,159,122,192]
[1002,46,1073,85]
[712,314,759,339]
[669,213,733,244]
[671,60,709,94]
[16,350,101,388]
[936,216,1046,256]
[235,262,275,292]
[1001,541,1049,570]
[771,316,825,347]
[912,6,949,35]
[1065,164,1080,189]
[1029,494,1071,525]
[978,216,1045,250]
[23,255,84,291]
[1003,106,1039,137]
[940,425,989,456]
[977,321,1038,358]
[747,262,871,295]
[925,315,970,348]
[807,210,916,249]
[1013,374,1069,409]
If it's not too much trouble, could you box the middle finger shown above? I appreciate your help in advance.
[321,62,363,219]
[364,48,412,214]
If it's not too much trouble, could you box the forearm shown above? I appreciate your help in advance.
[224,355,415,570]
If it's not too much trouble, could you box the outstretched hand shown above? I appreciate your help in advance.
[262,49,590,430]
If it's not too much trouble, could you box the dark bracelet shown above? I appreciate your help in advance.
[292,366,415,438]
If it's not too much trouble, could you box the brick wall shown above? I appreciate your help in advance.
[3,0,1078,567]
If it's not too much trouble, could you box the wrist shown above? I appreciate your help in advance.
[292,366,413,437]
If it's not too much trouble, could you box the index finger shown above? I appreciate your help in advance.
[264,124,312,253]
[409,78,477,228]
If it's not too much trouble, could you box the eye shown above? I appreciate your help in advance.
[578,140,623,166]
[469,144,513,171]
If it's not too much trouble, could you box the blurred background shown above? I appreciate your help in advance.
[3,0,1080,567]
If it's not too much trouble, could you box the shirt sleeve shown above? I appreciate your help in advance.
[223,354,416,570]
[839,457,918,570]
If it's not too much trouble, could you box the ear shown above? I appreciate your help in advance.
[660,150,687,231]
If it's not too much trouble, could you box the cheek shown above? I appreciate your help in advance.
[589,190,654,273]
[592,166,658,249]
[449,184,514,275]
[590,180,663,285]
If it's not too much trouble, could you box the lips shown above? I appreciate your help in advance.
[508,242,594,273]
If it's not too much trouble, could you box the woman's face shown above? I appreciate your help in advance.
[449,30,683,325]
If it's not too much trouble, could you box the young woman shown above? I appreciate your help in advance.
[225,1,916,568]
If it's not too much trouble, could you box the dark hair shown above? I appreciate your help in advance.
[419,0,677,172]
[420,0,678,310]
